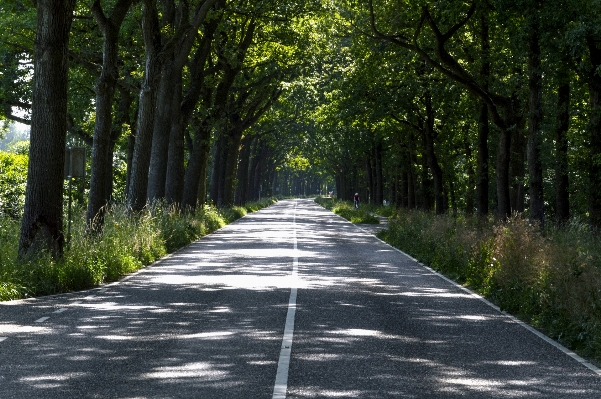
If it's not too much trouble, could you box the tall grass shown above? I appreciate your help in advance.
[378,208,601,362]
[0,198,277,300]
[314,197,380,224]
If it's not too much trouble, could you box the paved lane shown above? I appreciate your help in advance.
[288,201,601,398]
[0,199,599,398]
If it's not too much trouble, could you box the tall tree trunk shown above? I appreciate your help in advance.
[366,157,374,204]
[182,122,211,210]
[165,72,185,205]
[127,0,161,211]
[527,10,544,224]
[419,153,433,211]
[19,0,75,259]
[209,133,228,205]
[196,139,211,207]
[126,125,135,197]
[146,60,175,202]
[87,0,132,233]
[476,7,490,218]
[423,92,445,214]
[555,78,570,224]
[586,37,601,228]
[510,125,526,213]
[588,82,601,228]
[407,137,417,208]
[375,141,384,206]
[146,0,220,203]
[476,103,489,217]
[464,126,475,215]
[223,126,244,206]
[496,124,512,220]
[235,134,252,205]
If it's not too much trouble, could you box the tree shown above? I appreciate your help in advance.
[19,0,76,259]
[126,0,161,212]
[86,0,133,233]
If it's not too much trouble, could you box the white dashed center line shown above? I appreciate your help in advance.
[272,201,299,399]
[35,317,50,323]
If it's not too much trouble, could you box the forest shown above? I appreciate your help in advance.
[1,0,601,255]
[3,0,601,360]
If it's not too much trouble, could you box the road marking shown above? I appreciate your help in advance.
[273,200,299,399]
[35,317,50,323]
[54,308,68,314]
[0,337,7,342]
[371,233,601,377]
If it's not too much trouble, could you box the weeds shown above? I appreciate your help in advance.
[0,198,277,300]
[378,208,601,363]
[314,197,380,224]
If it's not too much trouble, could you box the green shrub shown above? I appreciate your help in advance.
[0,199,277,300]
[0,151,28,219]
[317,198,380,224]
[379,208,601,363]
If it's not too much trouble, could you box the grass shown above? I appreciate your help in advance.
[375,208,601,364]
[314,197,380,224]
[0,197,277,300]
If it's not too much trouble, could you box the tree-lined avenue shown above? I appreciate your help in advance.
[0,199,599,398]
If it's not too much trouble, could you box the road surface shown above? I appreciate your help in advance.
[1,199,599,398]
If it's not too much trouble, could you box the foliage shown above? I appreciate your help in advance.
[315,197,380,224]
[0,151,27,219]
[0,199,276,300]
[379,209,601,362]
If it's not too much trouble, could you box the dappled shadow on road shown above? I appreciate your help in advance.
[0,199,599,398]
[286,200,601,398]
[0,201,303,398]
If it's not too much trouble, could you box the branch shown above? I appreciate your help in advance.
[389,113,421,132]
[67,115,93,146]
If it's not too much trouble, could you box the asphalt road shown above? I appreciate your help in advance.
[1,199,600,398]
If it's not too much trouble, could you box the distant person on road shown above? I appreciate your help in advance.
[353,193,360,209]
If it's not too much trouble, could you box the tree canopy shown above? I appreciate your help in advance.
[2,0,601,256]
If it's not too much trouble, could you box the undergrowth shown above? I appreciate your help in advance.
[314,197,380,224]
[377,208,601,363]
[0,197,277,300]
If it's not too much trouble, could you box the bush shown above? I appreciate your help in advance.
[379,208,601,363]
[315,197,380,224]
[0,151,28,219]
[0,199,277,300]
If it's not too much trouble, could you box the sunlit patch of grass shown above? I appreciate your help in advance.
[315,197,380,224]
[379,208,601,363]
[0,199,277,300]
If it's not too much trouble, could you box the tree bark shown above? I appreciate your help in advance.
[87,0,133,233]
[19,0,75,259]
[476,103,489,217]
[422,91,445,214]
[555,78,570,224]
[223,127,244,206]
[527,10,544,225]
[375,140,384,206]
[146,60,176,201]
[476,9,490,218]
[146,0,220,202]
[496,124,512,220]
[585,37,601,228]
[164,72,185,205]
[464,125,475,215]
[127,0,161,212]
[510,123,526,214]
[182,121,212,210]
[235,134,253,205]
